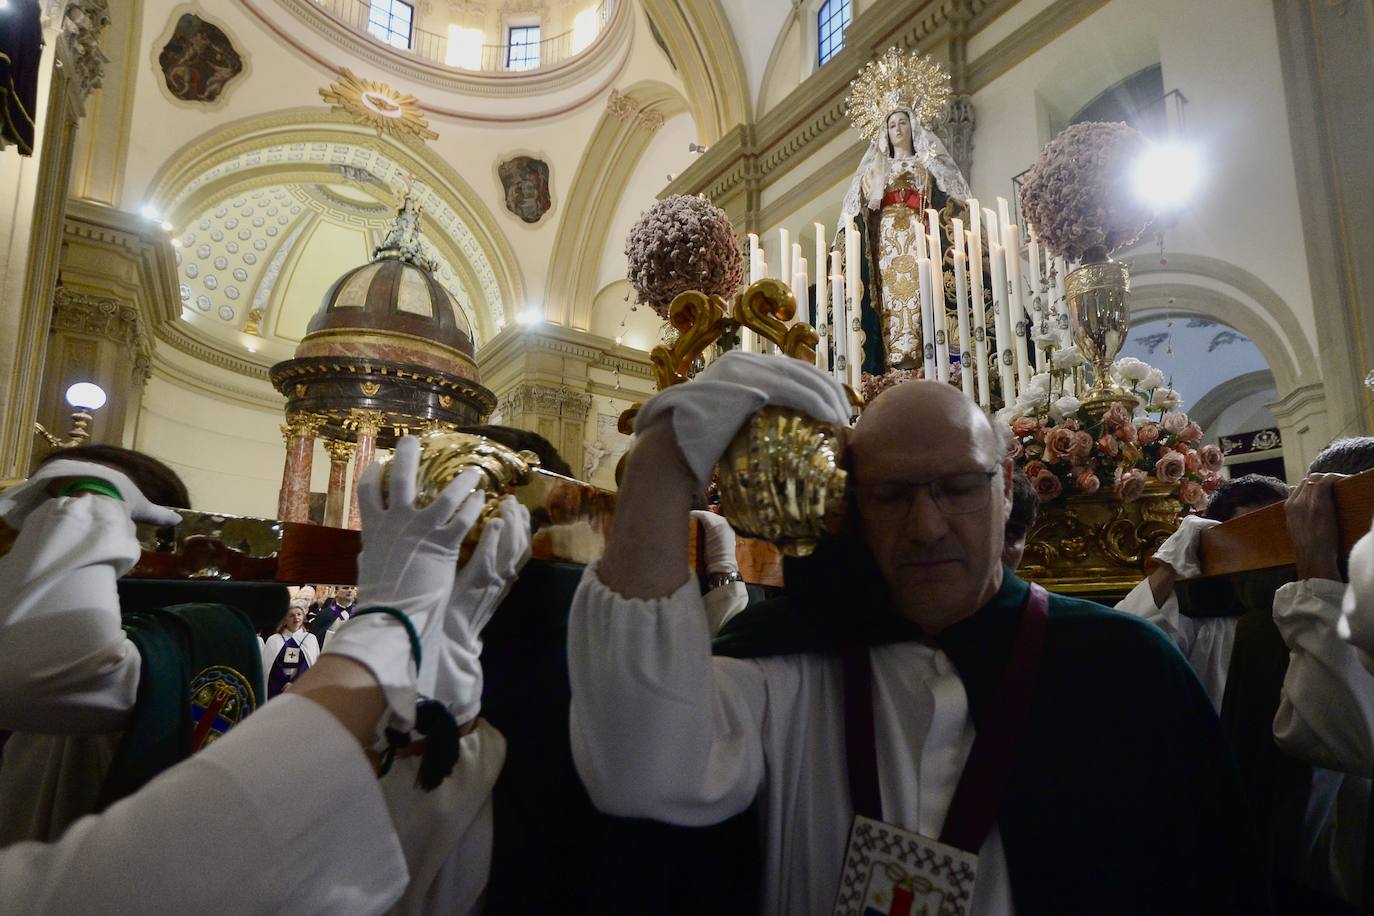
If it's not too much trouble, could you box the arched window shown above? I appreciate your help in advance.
[817,0,851,67]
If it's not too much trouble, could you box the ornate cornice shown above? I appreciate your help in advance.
[498,383,593,421]
[51,288,147,350]
[59,0,110,102]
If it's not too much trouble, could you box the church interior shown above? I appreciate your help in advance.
[1,0,1373,913]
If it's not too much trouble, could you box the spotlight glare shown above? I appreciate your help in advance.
[1132,142,1201,211]
[517,307,541,325]
[140,204,159,220]
[160,220,173,232]
[65,381,107,410]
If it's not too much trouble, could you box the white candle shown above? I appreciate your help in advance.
[794,257,809,326]
[845,222,863,390]
[748,233,759,273]
[814,224,828,371]
[779,228,790,283]
[1027,225,1045,373]
[982,208,1000,247]
[990,240,1016,405]
[1006,224,1031,394]
[968,223,990,409]
[997,197,1011,236]
[831,251,846,384]
[953,221,974,400]
[968,198,981,243]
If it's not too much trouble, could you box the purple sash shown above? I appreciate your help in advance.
[267,634,311,698]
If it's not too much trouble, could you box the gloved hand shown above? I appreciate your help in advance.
[325,436,485,732]
[1152,515,1222,578]
[691,509,739,575]
[0,459,182,529]
[419,495,531,722]
[632,350,852,489]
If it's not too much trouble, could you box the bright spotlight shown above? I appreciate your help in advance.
[140,203,159,220]
[517,307,542,325]
[1132,142,1201,211]
[160,220,173,232]
[65,382,108,411]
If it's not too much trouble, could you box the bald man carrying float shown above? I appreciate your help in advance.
[568,352,1262,915]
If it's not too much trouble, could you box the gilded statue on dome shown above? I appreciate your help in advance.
[841,49,973,375]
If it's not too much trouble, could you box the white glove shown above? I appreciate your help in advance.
[0,459,182,528]
[419,495,531,722]
[1152,515,1222,578]
[632,350,852,489]
[691,509,739,575]
[1340,521,1374,673]
[325,436,485,732]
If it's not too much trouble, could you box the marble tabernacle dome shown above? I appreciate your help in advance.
[269,194,497,451]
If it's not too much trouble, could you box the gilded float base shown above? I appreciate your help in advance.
[1018,483,1182,600]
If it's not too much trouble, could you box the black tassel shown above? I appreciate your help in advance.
[412,698,461,791]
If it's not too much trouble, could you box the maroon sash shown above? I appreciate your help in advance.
[842,583,1049,854]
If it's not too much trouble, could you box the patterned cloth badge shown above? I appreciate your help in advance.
[833,815,978,916]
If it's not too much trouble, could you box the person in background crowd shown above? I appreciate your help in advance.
[0,435,516,915]
[570,352,1258,915]
[262,599,320,698]
[1116,473,1290,708]
[1002,469,1037,570]
[311,584,357,649]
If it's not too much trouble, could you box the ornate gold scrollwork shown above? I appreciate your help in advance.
[732,279,818,363]
[649,290,728,390]
[360,381,381,397]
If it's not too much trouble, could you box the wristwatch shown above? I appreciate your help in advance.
[708,570,744,591]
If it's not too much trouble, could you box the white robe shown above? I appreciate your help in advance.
[0,694,409,915]
[1115,579,1234,711]
[567,564,1014,916]
[263,629,321,676]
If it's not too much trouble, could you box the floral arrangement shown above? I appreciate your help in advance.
[624,194,745,319]
[999,355,1224,511]
[1017,121,1154,263]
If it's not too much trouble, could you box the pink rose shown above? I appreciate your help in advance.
[1033,469,1063,502]
[1137,423,1160,445]
[1113,421,1137,444]
[1075,468,1101,495]
[1043,427,1076,464]
[1067,431,1094,465]
[1023,460,1047,480]
[1104,401,1132,429]
[1201,470,1222,493]
[1008,439,1026,460]
[1180,422,1203,443]
[1097,434,1119,458]
[1179,479,1207,511]
[1114,467,1147,502]
[1011,417,1038,437]
[1162,412,1188,435]
[1154,449,1186,485]
[1199,444,1223,473]
[1184,450,1202,473]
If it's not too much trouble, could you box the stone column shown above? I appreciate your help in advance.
[278,413,324,523]
[348,409,385,530]
[323,439,354,528]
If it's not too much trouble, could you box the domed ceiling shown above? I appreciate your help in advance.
[164,142,505,369]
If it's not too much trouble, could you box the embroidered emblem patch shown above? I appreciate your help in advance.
[189,665,256,752]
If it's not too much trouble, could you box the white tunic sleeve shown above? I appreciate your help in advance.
[1273,578,1374,775]
[379,720,507,915]
[703,580,749,637]
[568,562,769,826]
[0,693,409,916]
[0,497,141,733]
[1341,522,1374,674]
[1115,578,1233,711]
[262,634,283,675]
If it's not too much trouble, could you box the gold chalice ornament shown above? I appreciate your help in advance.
[1065,259,1137,419]
[648,280,859,557]
[379,430,540,558]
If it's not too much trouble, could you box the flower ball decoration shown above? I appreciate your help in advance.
[1018,121,1154,264]
[625,195,745,319]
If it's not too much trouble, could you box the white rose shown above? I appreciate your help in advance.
[994,405,1021,427]
[1025,372,1053,395]
[1112,356,1151,384]
[1051,395,1082,421]
[1149,387,1183,411]
[1141,367,1165,390]
[1051,345,1086,370]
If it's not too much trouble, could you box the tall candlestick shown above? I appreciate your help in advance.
[990,240,1016,405]
[845,221,863,390]
[791,242,804,314]
[1027,225,1045,373]
[748,233,759,272]
[831,252,846,384]
[982,208,1000,247]
[997,197,1011,236]
[917,257,937,380]
[814,223,828,372]
[968,224,990,409]
[1006,224,1031,394]
[794,256,809,326]
[968,198,981,243]
[953,221,974,400]
[779,228,790,283]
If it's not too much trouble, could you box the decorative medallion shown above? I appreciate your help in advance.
[320,69,439,142]
[497,155,552,224]
[360,381,381,396]
[188,664,256,752]
[158,13,244,104]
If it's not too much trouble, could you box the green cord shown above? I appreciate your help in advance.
[353,606,422,670]
[59,479,123,501]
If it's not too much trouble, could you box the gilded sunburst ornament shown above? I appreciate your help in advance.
[319,69,439,142]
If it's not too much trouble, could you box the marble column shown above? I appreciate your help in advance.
[278,413,324,523]
[348,409,385,530]
[323,439,354,528]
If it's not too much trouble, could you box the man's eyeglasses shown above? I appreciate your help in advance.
[855,470,1000,519]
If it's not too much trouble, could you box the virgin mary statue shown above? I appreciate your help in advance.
[840,49,972,375]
